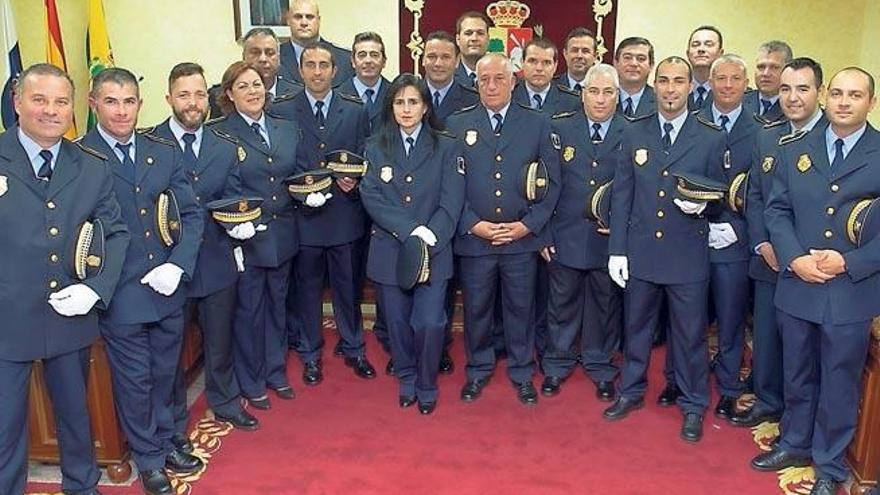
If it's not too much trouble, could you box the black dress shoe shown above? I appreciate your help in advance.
[460,377,489,402]
[681,413,703,442]
[171,432,193,454]
[730,407,782,428]
[344,356,377,379]
[657,383,681,407]
[165,448,204,474]
[302,360,323,386]
[540,376,562,397]
[714,395,737,420]
[385,359,395,376]
[140,469,172,495]
[515,381,538,405]
[247,395,271,410]
[216,409,260,431]
[399,395,416,408]
[750,448,811,472]
[603,396,644,421]
[418,401,436,415]
[809,478,841,495]
[438,350,454,374]
[272,385,295,400]
[333,339,344,357]
[595,381,616,402]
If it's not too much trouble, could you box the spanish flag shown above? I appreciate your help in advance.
[86,0,113,130]
[1,0,22,131]
[44,0,76,138]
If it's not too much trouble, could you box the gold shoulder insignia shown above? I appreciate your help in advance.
[625,112,655,123]
[139,131,176,147]
[696,115,723,131]
[339,92,364,105]
[452,104,478,115]
[556,84,579,97]
[75,142,108,160]
[204,115,228,126]
[551,111,576,120]
[273,92,297,104]
[210,127,239,145]
[437,129,456,139]
[778,130,808,146]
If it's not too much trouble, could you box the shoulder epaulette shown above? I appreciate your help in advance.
[451,103,478,115]
[745,87,757,95]
[556,84,579,97]
[437,129,456,139]
[778,130,808,146]
[625,112,655,123]
[273,92,297,104]
[459,83,479,94]
[551,111,576,120]
[761,117,788,129]
[696,115,723,131]
[75,142,108,160]
[338,92,364,105]
[137,128,176,146]
[204,115,228,126]
[210,127,239,145]
[516,101,538,112]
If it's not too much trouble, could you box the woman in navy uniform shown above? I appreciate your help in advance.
[213,61,302,411]
[360,74,464,414]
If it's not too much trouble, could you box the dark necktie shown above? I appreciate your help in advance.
[624,97,634,117]
[433,90,441,110]
[532,93,543,110]
[405,136,415,156]
[115,142,135,183]
[719,115,730,133]
[573,83,583,92]
[181,132,197,168]
[832,138,845,168]
[492,113,503,135]
[364,88,375,114]
[250,122,267,146]
[37,149,53,182]
[695,86,707,107]
[314,100,325,128]
[591,123,603,143]
[662,122,674,151]
[761,99,773,116]
[468,71,476,87]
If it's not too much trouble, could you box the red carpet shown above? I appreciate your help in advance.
[29,333,787,495]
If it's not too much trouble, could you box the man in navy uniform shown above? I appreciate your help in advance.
[209,27,303,119]
[0,63,129,495]
[541,63,624,400]
[686,26,724,111]
[453,11,490,88]
[338,31,390,134]
[83,67,205,495]
[697,54,761,420]
[423,30,480,125]
[746,41,792,124]
[286,43,376,385]
[554,27,598,93]
[448,53,560,405]
[732,57,827,429]
[752,67,879,495]
[159,63,260,441]
[614,37,656,118]
[604,56,726,442]
[280,0,353,87]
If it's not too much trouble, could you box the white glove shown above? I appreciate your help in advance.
[608,255,629,289]
[140,263,184,296]
[673,198,707,215]
[410,225,438,247]
[304,192,333,208]
[227,221,256,241]
[255,224,268,232]
[48,284,101,317]
[708,222,738,249]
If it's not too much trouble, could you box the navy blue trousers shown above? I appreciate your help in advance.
[534,256,550,359]
[709,261,750,397]
[0,347,99,494]
[751,279,784,415]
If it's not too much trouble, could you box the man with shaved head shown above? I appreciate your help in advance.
[279,0,353,86]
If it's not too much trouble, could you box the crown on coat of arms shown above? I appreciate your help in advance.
[485,0,530,28]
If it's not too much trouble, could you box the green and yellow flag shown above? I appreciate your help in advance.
[45,0,76,139]
[86,0,113,130]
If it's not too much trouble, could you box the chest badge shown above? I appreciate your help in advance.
[550,132,561,150]
[797,154,812,173]
[238,146,247,162]
[457,156,466,175]
[0,175,6,197]
[380,166,394,183]
[465,129,478,146]
[634,149,648,166]
[762,156,774,173]
[563,146,575,163]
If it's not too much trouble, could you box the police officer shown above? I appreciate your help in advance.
[158,63,260,439]
[422,30,480,125]
[453,11,490,88]
[746,41,792,124]
[698,54,761,420]
[448,53,560,405]
[360,74,465,414]
[0,63,129,495]
[284,43,376,385]
[279,0,353,86]
[82,67,205,495]
[686,26,724,111]
[614,37,656,118]
[541,63,624,400]
[732,57,827,429]
[212,61,301,412]
[554,27,598,92]
[752,67,879,495]
[338,31,391,134]
[605,56,726,443]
